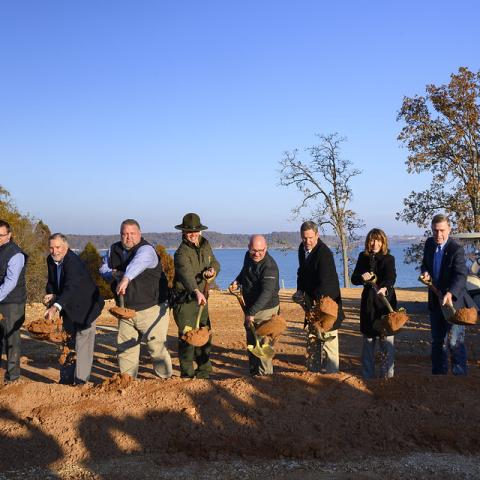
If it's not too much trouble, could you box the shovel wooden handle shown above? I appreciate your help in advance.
[228,285,246,312]
[378,292,394,313]
[195,304,205,330]
[119,294,125,308]
[418,275,456,321]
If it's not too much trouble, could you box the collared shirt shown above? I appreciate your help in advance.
[99,244,158,281]
[0,253,25,302]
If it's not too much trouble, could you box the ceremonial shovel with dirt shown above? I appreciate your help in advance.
[181,272,215,347]
[228,285,275,360]
[418,275,477,326]
[372,292,409,336]
[291,292,337,342]
[109,294,136,320]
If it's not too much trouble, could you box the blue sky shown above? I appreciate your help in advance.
[1,1,479,235]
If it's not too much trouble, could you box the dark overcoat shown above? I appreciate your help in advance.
[351,251,397,337]
[46,249,104,328]
[297,240,344,329]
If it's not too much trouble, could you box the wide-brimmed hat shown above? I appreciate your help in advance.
[175,213,208,232]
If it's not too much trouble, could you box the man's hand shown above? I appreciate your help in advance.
[44,305,58,321]
[377,287,387,296]
[43,294,55,306]
[442,291,453,307]
[244,314,255,328]
[195,289,207,306]
[421,271,431,283]
[229,281,238,291]
[204,267,216,279]
[116,276,130,296]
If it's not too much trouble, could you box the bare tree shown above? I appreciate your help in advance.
[279,133,363,287]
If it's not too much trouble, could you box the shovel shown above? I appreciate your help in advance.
[291,291,336,343]
[418,275,456,322]
[109,294,136,320]
[182,303,210,347]
[228,285,275,360]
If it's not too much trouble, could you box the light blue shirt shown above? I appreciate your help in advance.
[99,244,158,281]
[0,253,25,302]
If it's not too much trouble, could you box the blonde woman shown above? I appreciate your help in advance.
[351,228,397,378]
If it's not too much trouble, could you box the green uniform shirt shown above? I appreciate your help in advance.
[174,236,221,294]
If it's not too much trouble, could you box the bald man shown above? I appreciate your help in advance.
[231,235,280,375]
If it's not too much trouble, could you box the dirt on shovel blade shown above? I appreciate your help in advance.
[183,326,210,346]
[453,307,478,325]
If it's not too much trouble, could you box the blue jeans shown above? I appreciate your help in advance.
[361,335,394,379]
[430,309,467,375]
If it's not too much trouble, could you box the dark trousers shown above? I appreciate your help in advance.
[173,301,212,379]
[0,302,25,382]
[430,308,467,375]
[60,318,97,385]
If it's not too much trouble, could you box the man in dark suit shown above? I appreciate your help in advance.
[421,214,474,375]
[294,221,344,373]
[44,233,104,385]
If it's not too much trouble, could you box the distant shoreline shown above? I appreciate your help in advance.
[66,231,424,251]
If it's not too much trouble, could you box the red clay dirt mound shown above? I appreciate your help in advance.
[1,372,480,475]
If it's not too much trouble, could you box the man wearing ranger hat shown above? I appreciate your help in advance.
[172,213,220,379]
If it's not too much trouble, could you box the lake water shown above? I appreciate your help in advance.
[167,244,420,289]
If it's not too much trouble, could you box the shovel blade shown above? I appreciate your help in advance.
[247,343,275,360]
[247,344,266,359]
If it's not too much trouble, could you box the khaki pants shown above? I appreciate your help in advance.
[245,305,279,376]
[117,303,172,379]
[306,327,339,373]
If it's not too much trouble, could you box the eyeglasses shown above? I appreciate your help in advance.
[249,248,266,255]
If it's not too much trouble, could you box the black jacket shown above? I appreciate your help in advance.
[47,249,104,328]
[351,251,397,337]
[235,251,279,316]
[421,237,476,311]
[297,240,344,329]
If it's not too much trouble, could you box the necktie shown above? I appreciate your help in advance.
[433,245,442,282]
[56,263,62,289]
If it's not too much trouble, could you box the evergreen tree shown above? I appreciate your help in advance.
[155,244,174,287]
[79,242,113,299]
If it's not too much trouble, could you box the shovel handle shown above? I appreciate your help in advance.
[418,275,456,321]
[378,292,394,313]
[228,285,246,312]
[195,304,204,330]
[119,294,125,308]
